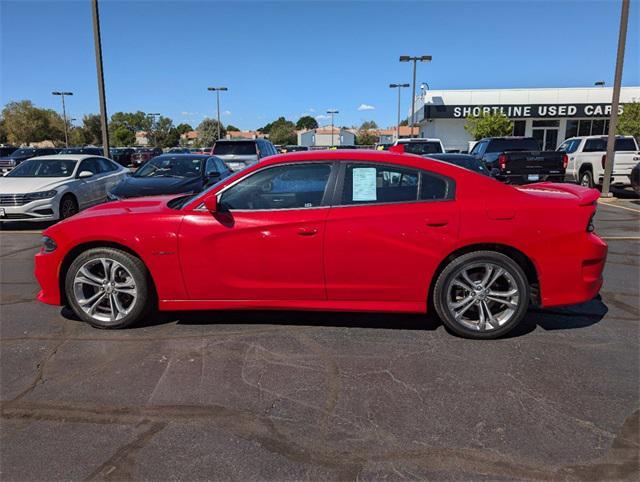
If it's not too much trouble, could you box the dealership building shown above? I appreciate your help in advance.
[414,86,640,152]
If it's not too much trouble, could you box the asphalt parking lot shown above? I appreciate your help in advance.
[0,199,638,481]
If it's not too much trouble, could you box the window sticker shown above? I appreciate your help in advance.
[352,167,377,201]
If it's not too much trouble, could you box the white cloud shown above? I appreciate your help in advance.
[222,110,232,116]
[357,104,375,111]
[315,114,330,120]
[180,111,200,117]
[308,108,316,113]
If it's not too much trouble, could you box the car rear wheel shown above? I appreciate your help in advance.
[65,247,151,329]
[433,251,530,339]
[59,195,78,219]
[580,169,594,188]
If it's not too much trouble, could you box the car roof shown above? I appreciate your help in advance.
[26,154,101,161]
[397,138,441,143]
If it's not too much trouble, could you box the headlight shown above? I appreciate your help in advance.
[24,190,57,201]
[41,236,57,253]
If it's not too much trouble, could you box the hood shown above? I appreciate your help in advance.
[111,175,202,198]
[0,176,69,193]
[516,182,600,206]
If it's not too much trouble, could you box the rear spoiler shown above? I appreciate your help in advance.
[525,182,600,206]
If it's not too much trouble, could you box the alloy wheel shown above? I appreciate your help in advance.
[60,198,77,219]
[446,262,520,332]
[72,258,138,323]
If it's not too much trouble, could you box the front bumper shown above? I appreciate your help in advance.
[35,249,63,305]
[0,197,60,221]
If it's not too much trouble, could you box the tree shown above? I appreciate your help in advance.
[226,124,240,132]
[296,116,318,130]
[260,116,294,135]
[399,119,409,126]
[110,111,151,133]
[617,102,640,140]
[176,123,193,135]
[82,114,104,145]
[1,100,65,145]
[269,123,297,145]
[69,127,88,146]
[112,126,135,146]
[150,116,177,147]
[195,118,225,146]
[0,116,7,143]
[360,120,378,130]
[464,111,513,140]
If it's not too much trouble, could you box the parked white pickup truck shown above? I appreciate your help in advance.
[558,135,640,188]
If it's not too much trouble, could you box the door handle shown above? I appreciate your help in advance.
[297,227,318,236]
[425,218,449,227]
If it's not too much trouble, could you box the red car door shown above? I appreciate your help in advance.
[324,162,459,303]
[179,162,334,301]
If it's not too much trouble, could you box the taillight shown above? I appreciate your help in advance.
[562,153,569,169]
[601,154,606,169]
[498,154,507,170]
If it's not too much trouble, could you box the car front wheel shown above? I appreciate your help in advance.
[433,251,530,339]
[65,247,151,329]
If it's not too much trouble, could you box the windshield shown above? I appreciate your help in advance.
[6,158,76,177]
[402,142,443,155]
[10,148,36,157]
[213,142,257,156]
[134,156,203,178]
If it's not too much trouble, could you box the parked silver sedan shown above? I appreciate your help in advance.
[0,155,128,222]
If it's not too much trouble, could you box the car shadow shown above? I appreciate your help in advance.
[0,220,57,231]
[126,296,608,339]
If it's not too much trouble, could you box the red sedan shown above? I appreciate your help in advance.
[35,150,607,339]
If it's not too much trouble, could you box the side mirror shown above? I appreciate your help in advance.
[78,170,94,179]
[206,170,221,179]
[204,195,218,213]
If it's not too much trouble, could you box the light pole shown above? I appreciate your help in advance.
[52,91,73,147]
[146,113,160,146]
[207,87,228,140]
[327,110,339,147]
[400,55,432,138]
[594,81,606,87]
[602,0,630,198]
[91,0,110,157]
[389,83,409,141]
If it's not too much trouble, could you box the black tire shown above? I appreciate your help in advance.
[59,194,78,220]
[433,251,530,339]
[65,247,152,329]
[579,169,594,189]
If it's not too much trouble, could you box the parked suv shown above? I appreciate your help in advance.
[211,139,278,171]
[392,138,444,155]
[0,147,59,173]
[130,147,163,167]
[558,135,640,188]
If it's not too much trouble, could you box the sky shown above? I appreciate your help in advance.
[1,0,639,130]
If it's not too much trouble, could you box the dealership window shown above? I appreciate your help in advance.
[219,163,332,210]
[568,119,610,138]
[512,120,526,136]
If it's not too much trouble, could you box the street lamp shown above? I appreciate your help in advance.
[594,81,606,87]
[389,83,409,140]
[52,91,73,147]
[327,110,339,147]
[399,55,432,138]
[145,113,160,146]
[207,87,228,140]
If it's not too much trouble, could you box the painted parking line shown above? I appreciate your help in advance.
[598,200,640,214]
[601,236,640,240]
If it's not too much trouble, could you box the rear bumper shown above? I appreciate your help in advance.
[34,251,63,305]
[597,174,631,187]
[496,173,565,185]
[541,233,607,308]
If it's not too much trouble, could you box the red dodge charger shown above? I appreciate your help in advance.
[35,150,607,339]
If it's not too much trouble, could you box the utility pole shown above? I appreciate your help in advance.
[327,110,339,147]
[207,87,228,140]
[389,83,409,140]
[52,91,73,147]
[400,55,431,138]
[91,0,110,157]
[601,0,630,198]
[145,113,160,146]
